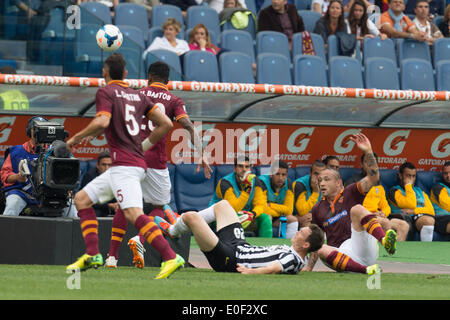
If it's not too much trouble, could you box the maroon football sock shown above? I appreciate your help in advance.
[78,208,99,256]
[360,214,385,243]
[325,250,367,274]
[108,208,127,259]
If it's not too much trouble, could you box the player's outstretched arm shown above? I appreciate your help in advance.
[142,107,173,151]
[236,262,282,274]
[351,133,379,193]
[66,115,109,151]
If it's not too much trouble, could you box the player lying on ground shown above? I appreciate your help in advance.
[155,200,381,275]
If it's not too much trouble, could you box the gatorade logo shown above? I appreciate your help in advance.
[333,129,362,154]
[0,116,16,143]
[286,127,315,153]
[431,133,450,158]
[383,130,410,156]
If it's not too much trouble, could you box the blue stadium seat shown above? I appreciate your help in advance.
[297,10,322,32]
[292,32,326,62]
[329,56,364,88]
[436,60,450,91]
[260,0,273,10]
[147,26,164,46]
[400,58,435,91]
[362,37,397,67]
[379,169,398,192]
[80,1,112,24]
[0,59,17,69]
[118,25,146,49]
[185,28,218,46]
[214,164,235,187]
[145,49,183,81]
[3,0,19,40]
[183,50,220,82]
[220,30,256,63]
[74,23,105,77]
[364,57,400,90]
[433,38,450,66]
[416,170,442,196]
[255,165,296,182]
[77,161,90,191]
[327,34,339,60]
[115,3,150,39]
[186,6,220,38]
[397,39,431,64]
[245,0,258,15]
[296,0,312,10]
[116,46,145,79]
[220,13,256,39]
[258,23,289,55]
[167,163,177,212]
[294,166,311,179]
[256,53,292,85]
[174,163,216,211]
[340,168,359,183]
[219,52,255,83]
[151,4,184,29]
[293,54,328,86]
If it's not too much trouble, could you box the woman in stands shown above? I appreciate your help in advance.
[188,24,221,55]
[313,0,347,45]
[142,18,190,59]
[346,0,388,40]
[438,4,450,37]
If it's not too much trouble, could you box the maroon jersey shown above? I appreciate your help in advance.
[311,182,365,248]
[96,80,156,169]
[139,82,187,169]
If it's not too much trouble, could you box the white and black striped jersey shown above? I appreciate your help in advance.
[235,244,307,274]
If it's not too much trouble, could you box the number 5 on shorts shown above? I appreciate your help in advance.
[116,189,124,203]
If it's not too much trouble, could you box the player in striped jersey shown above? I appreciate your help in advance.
[155,200,325,274]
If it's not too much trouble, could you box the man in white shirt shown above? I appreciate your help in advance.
[413,0,443,45]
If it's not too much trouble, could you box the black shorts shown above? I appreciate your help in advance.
[202,223,248,273]
[435,215,450,234]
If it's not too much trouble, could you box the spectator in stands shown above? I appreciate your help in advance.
[258,160,298,238]
[343,0,374,13]
[188,23,221,55]
[344,153,410,241]
[438,4,450,37]
[258,0,305,49]
[142,18,190,59]
[13,0,40,24]
[413,0,443,45]
[388,162,435,241]
[313,0,348,45]
[80,0,118,11]
[346,0,388,40]
[292,160,326,228]
[405,0,445,17]
[163,0,206,19]
[211,0,247,13]
[1,116,76,217]
[379,0,427,41]
[430,161,450,236]
[209,156,272,237]
[79,152,118,217]
[312,0,331,15]
[323,155,340,171]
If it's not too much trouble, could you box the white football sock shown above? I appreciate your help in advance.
[420,225,434,242]
[169,216,190,237]
[286,221,299,239]
[197,204,216,224]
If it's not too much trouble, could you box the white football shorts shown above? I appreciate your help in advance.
[83,166,146,210]
[337,226,379,266]
[141,167,171,205]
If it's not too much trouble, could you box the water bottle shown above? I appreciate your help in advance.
[279,216,287,238]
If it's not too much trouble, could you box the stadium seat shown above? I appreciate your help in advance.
[74,23,105,77]
[185,28,218,46]
[117,25,146,49]
[327,34,339,60]
[220,30,256,63]
[256,53,292,85]
[292,32,326,62]
[416,170,442,196]
[297,10,322,32]
[294,166,311,179]
[220,13,256,39]
[433,38,450,66]
[293,54,328,86]
[329,56,364,88]
[183,50,220,82]
[400,58,435,91]
[115,3,150,39]
[80,1,112,24]
[362,37,397,67]
[436,60,450,91]
[145,49,183,81]
[186,6,220,38]
[2,0,19,40]
[0,59,17,69]
[116,46,145,79]
[147,26,164,46]
[167,163,177,212]
[219,52,255,83]
[257,31,291,61]
[396,39,431,64]
[151,4,184,29]
[340,168,359,183]
[174,163,216,211]
[214,164,235,187]
[260,0,273,11]
[245,0,258,15]
[379,169,398,192]
[295,0,312,10]
[364,57,400,90]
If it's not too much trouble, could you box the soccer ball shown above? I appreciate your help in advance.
[96,24,123,52]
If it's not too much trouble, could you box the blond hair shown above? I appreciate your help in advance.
[162,18,182,33]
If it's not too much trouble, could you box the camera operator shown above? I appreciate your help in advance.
[0,116,77,217]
